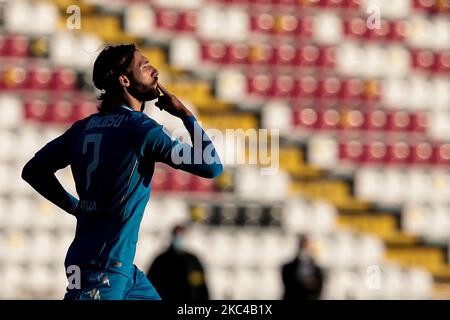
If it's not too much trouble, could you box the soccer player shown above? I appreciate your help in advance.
[21,44,223,300]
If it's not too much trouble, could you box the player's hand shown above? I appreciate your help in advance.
[155,82,193,118]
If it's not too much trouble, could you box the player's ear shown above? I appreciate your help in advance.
[118,74,130,88]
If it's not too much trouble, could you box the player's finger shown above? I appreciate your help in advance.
[156,81,171,96]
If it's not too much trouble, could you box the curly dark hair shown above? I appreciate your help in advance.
[92,44,137,112]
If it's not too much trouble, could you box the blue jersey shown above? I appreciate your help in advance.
[22,105,222,276]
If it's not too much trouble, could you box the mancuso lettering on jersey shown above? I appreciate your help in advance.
[85,115,127,130]
[78,200,97,212]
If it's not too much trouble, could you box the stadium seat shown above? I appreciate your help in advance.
[424,205,450,241]
[317,46,336,68]
[429,17,450,50]
[336,42,364,76]
[233,230,259,267]
[261,101,292,133]
[282,198,312,234]
[0,35,29,57]
[207,267,234,299]
[0,264,26,298]
[1,66,27,90]
[298,45,320,67]
[382,265,407,299]
[250,11,275,35]
[366,109,387,131]
[50,68,77,91]
[383,44,411,77]
[8,195,34,230]
[225,42,250,65]
[404,267,433,299]
[433,51,450,74]
[406,15,433,48]
[314,12,343,45]
[307,135,339,168]
[388,20,408,42]
[124,4,156,37]
[0,129,16,162]
[339,139,365,163]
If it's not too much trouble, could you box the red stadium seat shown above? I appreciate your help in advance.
[50,68,77,91]
[275,14,300,36]
[72,99,97,121]
[47,99,74,124]
[273,44,299,66]
[386,142,411,164]
[297,75,318,98]
[344,17,366,39]
[23,98,48,121]
[317,108,341,130]
[433,51,450,74]
[342,109,365,131]
[0,35,29,57]
[318,0,345,8]
[248,0,272,6]
[155,8,179,31]
[250,12,275,35]
[386,111,411,132]
[317,46,336,69]
[151,165,169,192]
[298,45,319,67]
[225,43,250,65]
[316,77,341,99]
[365,110,387,132]
[362,141,388,164]
[201,41,227,64]
[413,0,435,11]
[297,16,314,39]
[366,19,390,42]
[25,66,51,90]
[247,73,273,97]
[339,78,364,101]
[273,74,296,97]
[409,111,428,133]
[434,143,450,165]
[272,0,296,6]
[412,50,435,72]
[177,11,197,32]
[190,175,216,193]
[339,140,364,163]
[410,142,434,165]
[223,0,250,5]
[342,0,361,10]
[168,168,192,192]
[387,21,408,42]
[292,107,319,130]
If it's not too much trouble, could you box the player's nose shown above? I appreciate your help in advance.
[151,68,159,80]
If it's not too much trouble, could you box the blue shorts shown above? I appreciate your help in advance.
[63,265,161,300]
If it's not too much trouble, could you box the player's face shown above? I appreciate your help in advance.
[127,50,160,101]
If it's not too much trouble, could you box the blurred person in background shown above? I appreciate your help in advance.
[21,44,222,300]
[147,224,209,301]
[281,234,323,300]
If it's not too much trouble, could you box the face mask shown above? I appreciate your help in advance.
[172,235,184,251]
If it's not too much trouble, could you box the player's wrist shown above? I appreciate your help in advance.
[178,107,194,119]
